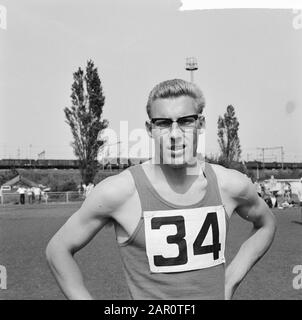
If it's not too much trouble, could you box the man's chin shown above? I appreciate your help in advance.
[162,157,187,168]
[169,163,187,169]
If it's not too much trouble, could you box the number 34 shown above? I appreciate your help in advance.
[151,212,221,267]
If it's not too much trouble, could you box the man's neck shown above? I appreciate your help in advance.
[157,159,205,192]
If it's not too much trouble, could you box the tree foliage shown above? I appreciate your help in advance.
[64,60,108,184]
[217,105,242,165]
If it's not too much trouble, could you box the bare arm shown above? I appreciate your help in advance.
[45,172,132,300]
[224,173,277,299]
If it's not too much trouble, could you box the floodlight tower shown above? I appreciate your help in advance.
[185,57,198,83]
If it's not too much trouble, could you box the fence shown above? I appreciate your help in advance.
[0,192,85,205]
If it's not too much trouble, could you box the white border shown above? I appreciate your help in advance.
[179,0,302,10]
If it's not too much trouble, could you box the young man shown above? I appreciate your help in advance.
[46,79,276,300]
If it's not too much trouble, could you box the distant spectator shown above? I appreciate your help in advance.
[284,182,292,203]
[27,187,33,204]
[268,175,278,193]
[78,182,84,195]
[42,190,48,203]
[297,178,302,207]
[85,183,94,198]
[260,183,267,198]
[279,201,293,209]
[254,180,262,197]
[31,187,36,203]
[0,188,2,204]
[271,191,278,208]
[17,186,26,205]
[263,188,278,208]
[33,187,42,204]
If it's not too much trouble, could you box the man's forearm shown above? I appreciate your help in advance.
[225,219,276,294]
[46,244,93,300]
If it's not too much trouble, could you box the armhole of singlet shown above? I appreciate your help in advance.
[206,163,230,224]
[118,166,144,247]
[118,218,144,247]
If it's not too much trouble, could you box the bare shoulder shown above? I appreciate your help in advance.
[210,163,254,201]
[210,164,275,225]
[80,169,136,218]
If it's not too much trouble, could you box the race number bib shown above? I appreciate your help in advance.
[143,206,226,273]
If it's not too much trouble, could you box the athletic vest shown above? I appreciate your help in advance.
[117,162,229,300]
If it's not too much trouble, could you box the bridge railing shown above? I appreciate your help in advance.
[0,192,85,205]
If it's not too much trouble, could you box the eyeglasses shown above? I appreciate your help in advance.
[150,114,203,133]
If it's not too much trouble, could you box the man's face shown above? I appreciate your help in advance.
[146,96,204,168]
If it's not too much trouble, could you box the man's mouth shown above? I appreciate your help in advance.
[170,144,186,151]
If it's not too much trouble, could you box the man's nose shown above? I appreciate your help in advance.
[169,121,182,138]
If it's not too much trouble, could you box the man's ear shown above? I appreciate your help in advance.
[145,121,153,138]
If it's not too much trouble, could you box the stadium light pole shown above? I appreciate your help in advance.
[185,57,198,83]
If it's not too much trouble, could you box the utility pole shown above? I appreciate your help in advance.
[257,146,284,170]
[281,146,284,169]
[185,57,198,83]
[257,147,265,169]
[29,144,32,165]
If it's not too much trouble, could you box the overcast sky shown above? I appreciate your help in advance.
[1,0,301,161]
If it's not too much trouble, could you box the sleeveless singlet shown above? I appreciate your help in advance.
[116,162,229,300]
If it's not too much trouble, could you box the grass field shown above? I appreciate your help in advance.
[0,203,302,300]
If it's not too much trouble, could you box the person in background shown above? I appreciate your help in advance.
[17,186,26,205]
[27,187,33,204]
[254,180,262,197]
[34,187,42,204]
[271,191,278,208]
[284,182,291,203]
[31,187,36,204]
[78,182,84,196]
[85,183,94,198]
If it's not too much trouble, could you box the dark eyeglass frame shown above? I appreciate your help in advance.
[150,114,204,129]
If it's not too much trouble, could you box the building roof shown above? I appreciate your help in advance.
[2,175,39,188]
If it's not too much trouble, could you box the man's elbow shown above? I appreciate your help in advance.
[253,208,277,237]
[261,209,277,240]
[45,237,57,266]
[45,236,68,267]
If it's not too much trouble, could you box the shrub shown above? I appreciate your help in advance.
[59,180,78,192]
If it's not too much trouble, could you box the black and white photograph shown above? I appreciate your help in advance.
[0,0,302,303]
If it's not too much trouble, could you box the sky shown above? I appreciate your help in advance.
[0,0,302,161]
